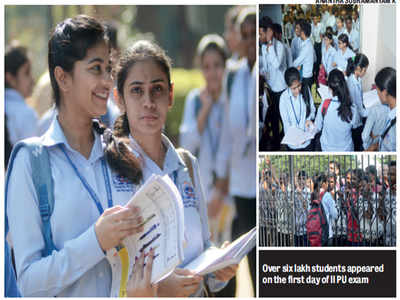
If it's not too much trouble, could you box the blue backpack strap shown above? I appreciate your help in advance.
[194,94,202,118]
[5,137,57,257]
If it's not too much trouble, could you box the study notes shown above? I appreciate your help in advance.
[107,174,185,297]
[185,227,256,275]
[281,125,318,147]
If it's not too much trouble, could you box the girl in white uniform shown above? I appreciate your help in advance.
[321,32,337,76]
[314,69,359,151]
[110,40,237,297]
[332,34,355,74]
[279,67,316,151]
[345,53,369,151]
[6,15,154,297]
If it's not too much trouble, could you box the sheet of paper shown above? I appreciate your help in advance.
[363,89,381,109]
[281,126,315,146]
[107,174,185,297]
[185,227,256,275]
[317,84,332,101]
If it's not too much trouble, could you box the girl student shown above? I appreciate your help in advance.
[368,67,396,151]
[321,32,337,76]
[6,15,155,297]
[314,69,360,151]
[345,53,369,151]
[332,33,355,74]
[5,41,38,146]
[179,34,228,212]
[279,67,316,151]
[333,16,347,50]
[111,40,237,297]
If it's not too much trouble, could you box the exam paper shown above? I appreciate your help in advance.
[281,126,317,147]
[363,89,381,109]
[107,174,185,297]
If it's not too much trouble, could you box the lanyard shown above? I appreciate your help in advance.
[290,94,302,128]
[59,144,113,215]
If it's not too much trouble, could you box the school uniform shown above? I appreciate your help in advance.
[291,36,302,61]
[5,88,39,146]
[325,14,337,33]
[294,188,311,246]
[348,28,360,52]
[321,44,337,75]
[179,88,225,203]
[353,19,360,32]
[284,22,293,45]
[293,38,315,90]
[261,39,287,149]
[333,47,355,72]
[279,87,316,150]
[311,23,323,76]
[333,28,349,50]
[315,96,360,151]
[379,107,396,152]
[7,117,225,297]
[362,103,390,150]
[284,43,293,68]
[216,58,256,290]
[321,192,338,242]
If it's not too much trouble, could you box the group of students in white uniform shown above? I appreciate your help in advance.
[259,8,396,152]
[4,9,258,296]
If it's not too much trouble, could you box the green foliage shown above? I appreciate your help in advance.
[165,68,204,146]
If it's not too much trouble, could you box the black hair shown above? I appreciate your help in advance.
[103,21,118,50]
[5,41,29,88]
[311,174,328,202]
[324,32,335,48]
[284,67,311,118]
[48,15,109,107]
[329,160,340,170]
[346,53,369,76]
[294,18,303,26]
[327,69,353,123]
[389,160,396,168]
[297,170,307,178]
[337,33,352,51]
[196,34,227,66]
[272,23,282,35]
[345,16,353,24]
[107,40,173,184]
[365,165,377,177]
[299,19,311,37]
[375,67,396,98]
[259,15,273,30]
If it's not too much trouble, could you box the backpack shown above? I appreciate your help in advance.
[306,191,329,246]
[381,117,396,141]
[5,137,57,257]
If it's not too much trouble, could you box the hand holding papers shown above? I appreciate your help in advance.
[185,227,256,276]
[363,89,381,109]
[281,124,318,147]
[107,174,185,297]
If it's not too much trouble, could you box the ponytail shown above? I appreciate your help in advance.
[345,53,369,76]
[93,117,143,185]
[328,69,353,123]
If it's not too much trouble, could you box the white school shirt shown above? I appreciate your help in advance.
[379,107,396,152]
[5,88,39,145]
[333,47,355,72]
[284,43,293,68]
[7,118,116,297]
[311,22,323,44]
[261,39,287,93]
[291,36,302,61]
[346,74,367,127]
[127,134,226,295]
[348,28,360,52]
[293,38,314,79]
[321,44,337,75]
[179,88,225,203]
[284,22,293,41]
[362,103,390,150]
[321,192,338,239]
[279,87,316,149]
[353,19,360,32]
[216,60,256,198]
[315,96,360,151]
[325,14,337,33]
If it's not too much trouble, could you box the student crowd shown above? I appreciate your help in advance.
[259,5,396,152]
[259,159,396,247]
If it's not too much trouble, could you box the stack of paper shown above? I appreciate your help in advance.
[185,227,256,275]
[281,126,317,147]
[363,89,381,109]
[107,174,185,297]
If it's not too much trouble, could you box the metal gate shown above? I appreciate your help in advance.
[259,155,396,247]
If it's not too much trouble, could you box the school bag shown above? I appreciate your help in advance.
[5,137,57,257]
[5,138,199,259]
[345,189,362,243]
[306,191,329,246]
[381,117,396,142]
[314,98,332,151]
